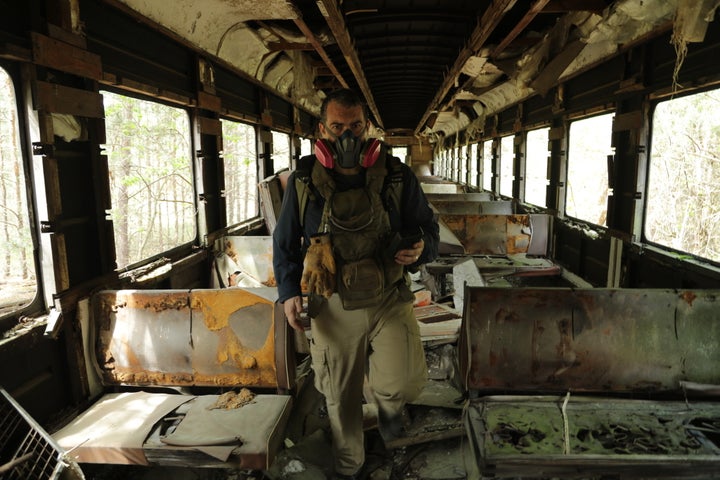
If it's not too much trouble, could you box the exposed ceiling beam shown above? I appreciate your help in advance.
[491,0,550,59]
[293,17,349,90]
[316,0,384,128]
[414,0,516,136]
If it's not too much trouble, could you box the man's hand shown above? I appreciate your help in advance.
[395,238,424,266]
[283,295,305,332]
[301,233,336,297]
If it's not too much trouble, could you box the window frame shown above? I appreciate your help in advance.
[0,61,44,329]
[642,86,720,267]
[101,87,199,270]
[564,111,614,226]
[221,118,260,227]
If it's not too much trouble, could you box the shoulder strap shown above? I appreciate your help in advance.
[295,155,315,228]
[294,152,405,228]
[382,154,405,219]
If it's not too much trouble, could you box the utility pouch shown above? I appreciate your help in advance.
[338,258,384,310]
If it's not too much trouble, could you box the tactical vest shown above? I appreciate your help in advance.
[294,150,406,309]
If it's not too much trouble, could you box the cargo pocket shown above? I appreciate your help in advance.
[403,318,427,399]
[310,342,336,401]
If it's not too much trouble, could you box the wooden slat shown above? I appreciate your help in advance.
[35,81,104,118]
[50,233,70,292]
[613,111,643,131]
[31,32,101,80]
[197,91,221,112]
[197,116,222,137]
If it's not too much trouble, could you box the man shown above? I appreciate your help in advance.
[272,89,439,479]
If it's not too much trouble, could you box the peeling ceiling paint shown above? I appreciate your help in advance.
[112,0,716,141]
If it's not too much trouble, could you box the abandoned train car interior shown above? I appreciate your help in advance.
[2,0,720,478]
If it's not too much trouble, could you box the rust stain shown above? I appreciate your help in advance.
[488,350,498,367]
[225,239,239,263]
[108,370,194,386]
[191,290,277,385]
[495,307,519,324]
[113,291,190,312]
[680,291,697,306]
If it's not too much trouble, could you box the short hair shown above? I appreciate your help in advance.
[320,89,368,123]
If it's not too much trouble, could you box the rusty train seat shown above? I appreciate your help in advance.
[460,287,720,478]
[53,288,294,470]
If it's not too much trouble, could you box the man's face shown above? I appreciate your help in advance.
[319,101,367,141]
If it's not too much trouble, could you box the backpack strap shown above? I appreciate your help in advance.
[294,150,405,229]
[381,154,405,230]
[295,155,316,228]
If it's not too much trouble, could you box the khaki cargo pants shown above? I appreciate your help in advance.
[309,287,427,476]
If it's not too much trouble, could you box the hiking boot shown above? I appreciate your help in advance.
[378,407,412,449]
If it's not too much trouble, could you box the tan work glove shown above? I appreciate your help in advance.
[301,233,336,298]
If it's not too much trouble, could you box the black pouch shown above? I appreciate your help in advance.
[337,258,384,310]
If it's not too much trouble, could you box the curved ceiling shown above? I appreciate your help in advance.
[111,0,706,140]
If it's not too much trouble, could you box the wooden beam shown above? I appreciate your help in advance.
[316,0,384,128]
[292,18,348,91]
[415,0,515,135]
[491,0,551,59]
[34,81,104,118]
[31,32,101,80]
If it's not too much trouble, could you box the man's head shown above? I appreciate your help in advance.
[317,89,372,170]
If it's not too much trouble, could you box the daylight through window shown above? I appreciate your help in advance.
[566,113,613,225]
[645,89,720,263]
[222,120,258,226]
[103,91,196,268]
[525,127,549,207]
[0,67,37,319]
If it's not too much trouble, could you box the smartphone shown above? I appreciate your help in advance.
[397,228,423,250]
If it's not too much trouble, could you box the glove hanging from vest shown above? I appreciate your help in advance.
[301,233,336,298]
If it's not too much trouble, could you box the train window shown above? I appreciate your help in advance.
[222,120,259,225]
[300,137,312,157]
[645,89,720,263]
[469,143,479,187]
[390,146,408,163]
[459,144,467,183]
[272,131,290,172]
[499,135,514,196]
[437,148,447,177]
[482,140,493,191]
[102,91,195,268]
[449,147,457,182]
[566,113,614,225]
[525,127,550,207]
[0,66,37,320]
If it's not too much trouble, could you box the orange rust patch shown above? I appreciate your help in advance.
[191,290,276,381]
[680,291,697,306]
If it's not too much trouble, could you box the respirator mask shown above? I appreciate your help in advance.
[315,124,382,169]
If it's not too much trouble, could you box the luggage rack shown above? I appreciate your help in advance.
[0,388,81,480]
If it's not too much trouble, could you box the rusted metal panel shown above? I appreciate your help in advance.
[426,192,494,202]
[429,200,513,215]
[438,214,548,256]
[459,288,720,393]
[92,288,292,389]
